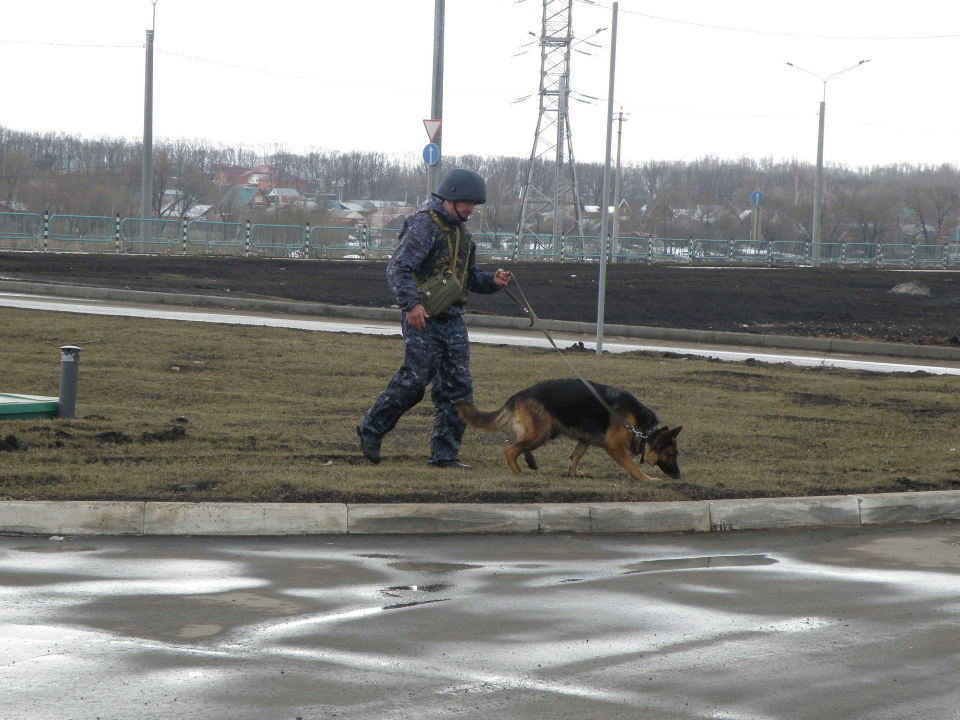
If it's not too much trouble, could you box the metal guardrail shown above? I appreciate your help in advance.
[611,235,650,262]
[563,235,601,262]
[473,232,515,261]
[310,226,362,260]
[651,237,690,262]
[770,240,807,265]
[731,240,768,262]
[947,244,960,268]
[692,239,729,263]
[48,214,115,251]
[0,212,42,250]
[2,211,959,269]
[120,217,181,251]
[186,220,245,253]
[879,243,913,267]
[517,233,561,261]
[810,242,844,265]
[844,242,878,266]
[249,223,305,256]
[914,244,945,267]
[365,227,399,260]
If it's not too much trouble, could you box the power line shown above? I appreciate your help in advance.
[155,49,524,96]
[0,38,139,49]
[573,0,960,41]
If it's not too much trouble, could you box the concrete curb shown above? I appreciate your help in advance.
[3,279,959,361]
[2,490,960,536]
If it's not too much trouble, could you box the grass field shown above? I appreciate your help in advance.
[1,306,958,503]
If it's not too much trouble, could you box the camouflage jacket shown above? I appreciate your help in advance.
[386,195,500,319]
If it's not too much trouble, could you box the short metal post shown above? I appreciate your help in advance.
[43,209,49,251]
[57,346,81,419]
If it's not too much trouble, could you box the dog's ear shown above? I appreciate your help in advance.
[650,426,681,448]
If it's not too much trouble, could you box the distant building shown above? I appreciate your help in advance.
[212,164,307,194]
[220,186,269,214]
[267,188,301,206]
[325,209,366,227]
[212,164,253,186]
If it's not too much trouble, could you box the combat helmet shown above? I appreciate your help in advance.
[436,168,486,205]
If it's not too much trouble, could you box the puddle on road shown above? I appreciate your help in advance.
[190,591,303,614]
[383,598,450,611]
[15,545,98,554]
[847,536,960,568]
[556,555,777,583]
[177,623,223,638]
[354,554,480,574]
[622,554,777,574]
[384,584,450,593]
[387,561,480,574]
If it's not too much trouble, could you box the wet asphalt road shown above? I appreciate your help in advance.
[4,524,960,720]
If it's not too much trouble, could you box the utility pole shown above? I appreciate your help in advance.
[812,97,825,264]
[426,0,444,196]
[785,59,870,267]
[140,0,157,252]
[596,2,617,356]
[611,111,626,256]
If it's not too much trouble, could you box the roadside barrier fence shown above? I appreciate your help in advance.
[1,211,958,269]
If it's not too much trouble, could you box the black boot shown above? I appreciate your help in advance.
[429,460,471,470]
[356,426,381,464]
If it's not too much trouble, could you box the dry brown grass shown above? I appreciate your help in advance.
[1,306,958,503]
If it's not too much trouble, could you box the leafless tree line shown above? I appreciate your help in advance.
[1,126,957,243]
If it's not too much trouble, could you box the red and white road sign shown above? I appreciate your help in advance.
[423,119,442,142]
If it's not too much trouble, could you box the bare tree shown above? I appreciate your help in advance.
[0,130,33,211]
[850,187,898,244]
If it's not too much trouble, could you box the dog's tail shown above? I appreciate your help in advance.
[456,401,513,433]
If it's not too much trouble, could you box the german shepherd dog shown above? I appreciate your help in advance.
[457,379,682,481]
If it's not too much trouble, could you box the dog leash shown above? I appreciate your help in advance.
[501,278,658,442]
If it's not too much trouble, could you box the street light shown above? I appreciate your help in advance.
[785,59,870,266]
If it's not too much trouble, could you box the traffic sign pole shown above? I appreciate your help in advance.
[426,0,444,196]
[750,190,764,243]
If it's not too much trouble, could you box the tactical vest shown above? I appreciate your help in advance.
[412,210,472,307]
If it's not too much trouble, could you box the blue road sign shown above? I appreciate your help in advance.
[423,143,440,166]
[751,190,765,207]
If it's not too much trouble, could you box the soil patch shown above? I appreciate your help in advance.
[2,252,959,345]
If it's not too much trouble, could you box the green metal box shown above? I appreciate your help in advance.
[0,393,59,420]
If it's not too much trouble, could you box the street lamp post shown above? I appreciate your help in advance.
[785,59,870,267]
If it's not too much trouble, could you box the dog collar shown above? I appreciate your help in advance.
[634,423,660,465]
[634,422,660,440]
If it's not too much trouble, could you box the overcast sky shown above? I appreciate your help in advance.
[2,0,958,170]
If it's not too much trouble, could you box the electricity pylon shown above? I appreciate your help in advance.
[516,0,584,260]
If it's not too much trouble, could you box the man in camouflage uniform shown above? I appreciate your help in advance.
[357,168,512,469]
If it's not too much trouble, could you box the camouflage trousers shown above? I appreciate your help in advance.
[359,313,473,464]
